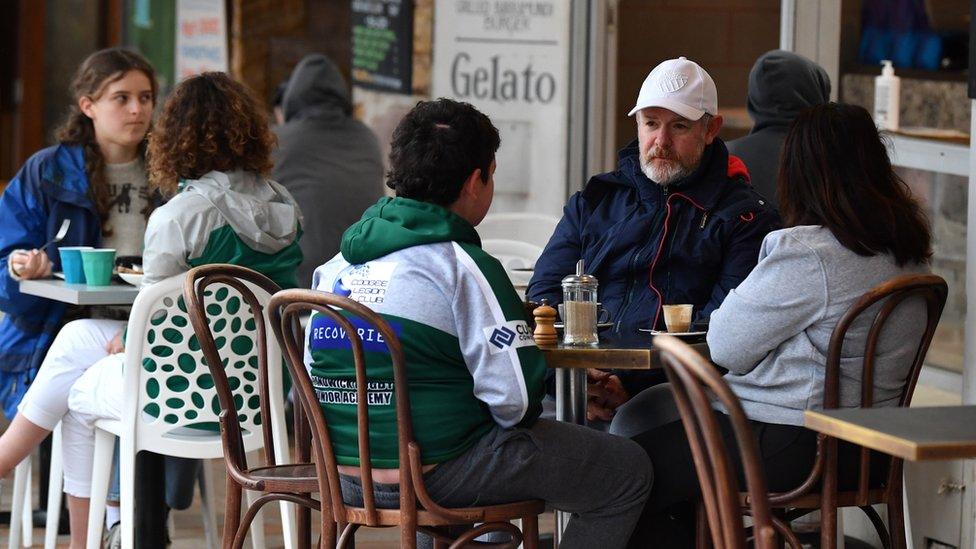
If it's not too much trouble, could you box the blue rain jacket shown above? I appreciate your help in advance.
[527,139,780,394]
[0,145,102,417]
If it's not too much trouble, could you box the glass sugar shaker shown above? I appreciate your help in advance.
[561,259,599,346]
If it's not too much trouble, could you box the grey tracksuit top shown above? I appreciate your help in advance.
[707,225,929,426]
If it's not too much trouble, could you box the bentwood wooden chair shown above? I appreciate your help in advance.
[185,264,316,549]
[733,274,948,549]
[269,289,545,549]
[656,334,793,549]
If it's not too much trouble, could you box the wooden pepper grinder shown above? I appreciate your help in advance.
[533,303,558,346]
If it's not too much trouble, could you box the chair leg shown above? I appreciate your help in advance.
[119,437,136,549]
[223,476,243,549]
[401,519,418,549]
[888,495,908,549]
[821,438,839,549]
[199,461,220,549]
[820,505,839,549]
[22,460,32,547]
[859,506,891,549]
[44,425,63,549]
[521,515,539,549]
[8,458,30,549]
[271,387,298,549]
[245,488,267,549]
[293,401,312,549]
[85,429,115,549]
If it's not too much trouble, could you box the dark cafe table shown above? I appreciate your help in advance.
[539,331,709,543]
[19,277,140,305]
[804,405,976,461]
[539,331,710,426]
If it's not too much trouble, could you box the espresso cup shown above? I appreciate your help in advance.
[58,246,93,284]
[80,248,116,286]
[662,304,693,333]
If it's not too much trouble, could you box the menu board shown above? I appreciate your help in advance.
[175,0,229,79]
[351,0,413,94]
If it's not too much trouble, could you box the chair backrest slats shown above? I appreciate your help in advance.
[761,275,947,513]
[270,291,414,527]
[270,289,506,531]
[822,275,947,504]
[183,265,284,479]
[656,335,777,549]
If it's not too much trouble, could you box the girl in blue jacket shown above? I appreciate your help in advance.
[0,48,156,425]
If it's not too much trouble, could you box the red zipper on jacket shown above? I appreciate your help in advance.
[648,192,707,329]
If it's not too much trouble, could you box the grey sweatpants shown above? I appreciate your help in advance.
[341,418,653,548]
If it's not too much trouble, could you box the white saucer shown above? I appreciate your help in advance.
[118,272,144,286]
[639,329,707,338]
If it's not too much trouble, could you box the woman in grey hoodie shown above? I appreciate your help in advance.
[626,103,932,547]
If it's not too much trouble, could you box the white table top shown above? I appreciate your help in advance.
[19,278,140,305]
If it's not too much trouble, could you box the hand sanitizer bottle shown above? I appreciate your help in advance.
[873,60,901,131]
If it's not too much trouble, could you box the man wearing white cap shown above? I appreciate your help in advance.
[528,57,779,423]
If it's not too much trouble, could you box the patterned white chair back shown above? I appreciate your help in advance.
[120,273,282,458]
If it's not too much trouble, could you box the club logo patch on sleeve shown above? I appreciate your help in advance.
[483,321,536,354]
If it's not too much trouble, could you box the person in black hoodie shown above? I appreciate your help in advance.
[273,53,384,288]
[727,50,831,210]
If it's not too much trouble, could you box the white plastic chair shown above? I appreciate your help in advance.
[7,423,218,549]
[83,273,295,549]
[476,213,560,250]
[481,239,543,271]
[481,239,543,294]
[6,442,43,549]
[11,424,64,549]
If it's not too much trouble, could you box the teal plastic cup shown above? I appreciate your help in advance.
[80,248,116,286]
[58,246,93,284]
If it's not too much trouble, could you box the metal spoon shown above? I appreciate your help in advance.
[39,219,71,251]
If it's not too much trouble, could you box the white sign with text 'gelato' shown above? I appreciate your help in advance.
[433,0,570,216]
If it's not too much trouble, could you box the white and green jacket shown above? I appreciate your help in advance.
[307,197,545,467]
[142,170,303,290]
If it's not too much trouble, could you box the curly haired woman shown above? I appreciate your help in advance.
[0,72,303,548]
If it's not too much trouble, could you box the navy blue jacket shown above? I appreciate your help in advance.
[0,145,102,417]
[527,139,780,394]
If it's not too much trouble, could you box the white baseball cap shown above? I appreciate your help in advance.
[628,57,718,120]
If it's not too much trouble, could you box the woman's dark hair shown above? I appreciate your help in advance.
[55,48,158,233]
[778,102,931,266]
[147,72,275,195]
[387,98,500,206]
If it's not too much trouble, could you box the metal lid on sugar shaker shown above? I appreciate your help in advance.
[561,259,598,287]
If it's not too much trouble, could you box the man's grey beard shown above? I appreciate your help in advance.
[640,155,693,186]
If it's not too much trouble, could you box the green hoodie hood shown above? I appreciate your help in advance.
[340,197,481,264]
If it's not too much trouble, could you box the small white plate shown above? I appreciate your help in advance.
[639,329,707,338]
[118,272,144,286]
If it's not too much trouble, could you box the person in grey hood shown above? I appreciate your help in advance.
[273,53,384,287]
[727,50,830,210]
